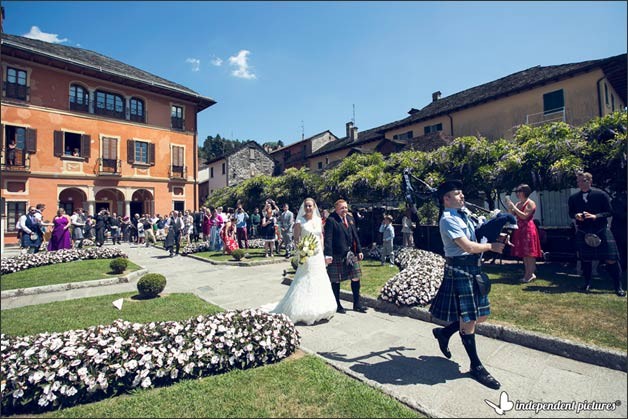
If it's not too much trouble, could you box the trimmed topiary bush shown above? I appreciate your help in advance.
[137,273,166,299]
[109,257,129,274]
[231,249,246,261]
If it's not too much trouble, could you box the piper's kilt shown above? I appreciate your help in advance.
[72,226,84,240]
[429,264,490,323]
[576,228,620,262]
[327,258,362,283]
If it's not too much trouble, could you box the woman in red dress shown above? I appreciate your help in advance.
[508,184,543,283]
[220,215,239,255]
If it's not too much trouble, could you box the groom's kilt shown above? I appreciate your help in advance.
[327,258,362,283]
[576,228,619,261]
[429,264,490,323]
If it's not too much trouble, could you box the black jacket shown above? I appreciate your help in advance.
[324,212,362,258]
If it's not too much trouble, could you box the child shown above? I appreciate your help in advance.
[379,215,395,266]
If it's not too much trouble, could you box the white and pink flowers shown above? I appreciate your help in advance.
[1,247,128,275]
[1,309,300,414]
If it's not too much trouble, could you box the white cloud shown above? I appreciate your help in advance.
[23,26,68,43]
[211,57,223,67]
[228,50,256,79]
[185,58,201,72]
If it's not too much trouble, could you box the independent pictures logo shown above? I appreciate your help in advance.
[485,391,622,415]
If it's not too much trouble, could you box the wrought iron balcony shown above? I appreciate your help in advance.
[96,158,122,175]
[171,116,184,130]
[69,101,90,113]
[3,82,29,100]
[169,165,187,180]
[0,150,30,172]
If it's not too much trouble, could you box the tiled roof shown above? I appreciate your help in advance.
[1,33,216,110]
[393,53,627,130]
[309,124,389,157]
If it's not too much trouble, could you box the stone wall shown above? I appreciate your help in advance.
[227,146,275,186]
[311,132,336,153]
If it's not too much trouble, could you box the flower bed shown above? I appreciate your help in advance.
[180,239,266,256]
[1,248,128,275]
[1,309,300,415]
[379,248,445,307]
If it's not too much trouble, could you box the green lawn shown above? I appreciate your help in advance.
[0,259,142,291]
[1,293,422,418]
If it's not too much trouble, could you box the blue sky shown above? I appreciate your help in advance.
[3,1,626,146]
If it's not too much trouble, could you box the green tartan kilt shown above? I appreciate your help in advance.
[429,264,490,323]
[327,258,362,283]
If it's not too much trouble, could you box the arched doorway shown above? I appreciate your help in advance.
[95,188,124,216]
[58,188,87,215]
[131,189,154,216]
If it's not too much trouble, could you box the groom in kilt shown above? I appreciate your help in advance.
[324,199,367,314]
[429,180,505,390]
[568,172,625,297]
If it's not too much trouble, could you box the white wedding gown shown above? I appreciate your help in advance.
[264,218,337,325]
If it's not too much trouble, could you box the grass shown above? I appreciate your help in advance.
[293,258,627,351]
[194,247,276,262]
[0,292,222,336]
[37,354,421,418]
[1,293,422,418]
[0,259,142,291]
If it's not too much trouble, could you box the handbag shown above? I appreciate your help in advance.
[475,272,492,296]
[584,233,602,248]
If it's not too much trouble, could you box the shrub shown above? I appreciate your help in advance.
[0,309,301,415]
[137,273,166,299]
[231,249,246,261]
[109,257,129,274]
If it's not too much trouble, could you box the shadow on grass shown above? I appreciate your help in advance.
[130,294,162,301]
[485,262,627,295]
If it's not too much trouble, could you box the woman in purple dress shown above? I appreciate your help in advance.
[47,208,73,251]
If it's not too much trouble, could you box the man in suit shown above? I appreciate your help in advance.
[165,210,185,257]
[279,203,294,258]
[324,199,367,314]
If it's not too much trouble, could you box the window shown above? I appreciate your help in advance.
[100,137,119,173]
[543,89,564,115]
[130,97,145,123]
[3,125,37,167]
[611,94,615,112]
[171,145,185,178]
[318,162,323,169]
[424,123,442,135]
[53,131,90,159]
[60,202,74,215]
[173,201,185,212]
[6,201,27,232]
[5,67,28,100]
[393,131,413,140]
[126,139,155,166]
[210,167,214,178]
[69,84,89,112]
[171,105,184,130]
[221,162,225,175]
[94,90,125,119]
[604,83,609,105]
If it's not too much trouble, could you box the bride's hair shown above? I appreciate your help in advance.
[297,197,321,224]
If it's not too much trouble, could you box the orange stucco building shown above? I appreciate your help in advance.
[1,33,215,245]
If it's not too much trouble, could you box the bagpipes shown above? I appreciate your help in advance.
[402,168,517,244]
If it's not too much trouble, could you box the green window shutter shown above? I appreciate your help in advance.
[543,90,564,114]
[25,129,37,153]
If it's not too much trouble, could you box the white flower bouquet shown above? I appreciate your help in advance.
[296,233,318,265]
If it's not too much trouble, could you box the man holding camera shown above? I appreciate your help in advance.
[568,172,625,297]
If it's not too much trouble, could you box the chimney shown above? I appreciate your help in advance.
[1,7,5,33]
[432,91,441,102]
[346,121,354,139]
[351,127,358,141]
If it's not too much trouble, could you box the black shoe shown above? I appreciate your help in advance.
[336,306,346,314]
[470,365,501,390]
[169,252,174,258]
[432,328,452,359]
[353,304,367,313]
[616,289,626,297]
[580,285,591,294]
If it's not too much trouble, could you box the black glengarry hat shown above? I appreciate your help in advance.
[437,179,463,198]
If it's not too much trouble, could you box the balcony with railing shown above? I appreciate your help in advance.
[3,82,29,100]
[69,101,90,113]
[96,158,122,176]
[169,165,187,180]
[525,107,566,126]
[1,150,30,172]
[171,116,184,130]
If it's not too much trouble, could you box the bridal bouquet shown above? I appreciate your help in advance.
[296,233,319,265]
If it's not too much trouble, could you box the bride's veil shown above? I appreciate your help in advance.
[296,198,322,226]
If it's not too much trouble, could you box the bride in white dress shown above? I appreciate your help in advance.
[268,198,337,325]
